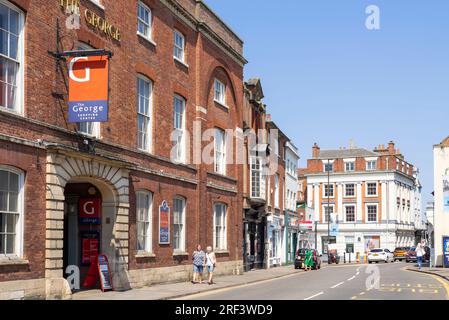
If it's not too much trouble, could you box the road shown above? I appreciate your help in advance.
[177,262,449,300]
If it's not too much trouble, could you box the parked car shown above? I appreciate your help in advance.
[294,248,321,270]
[405,246,430,263]
[368,248,394,263]
[393,247,411,261]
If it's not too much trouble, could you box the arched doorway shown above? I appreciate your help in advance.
[63,182,103,290]
[45,151,131,298]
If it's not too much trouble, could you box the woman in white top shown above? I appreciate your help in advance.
[206,246,217,285]
[416,241,425,271]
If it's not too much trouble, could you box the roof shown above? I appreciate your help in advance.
[316,148,379,159]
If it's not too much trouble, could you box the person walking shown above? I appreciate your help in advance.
[192,244,206,284]
[304,249,313,271]
[416,241,425,271]
[205,246,217,285]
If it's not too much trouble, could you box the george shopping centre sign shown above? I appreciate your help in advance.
[68,55,109,123]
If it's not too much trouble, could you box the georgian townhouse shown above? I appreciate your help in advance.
[304,141,420,257]
[0,0,246,299]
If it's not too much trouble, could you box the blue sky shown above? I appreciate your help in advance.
[208,0,449,204]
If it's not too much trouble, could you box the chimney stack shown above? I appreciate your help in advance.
[388,141,395,155]
[312,143,320,158]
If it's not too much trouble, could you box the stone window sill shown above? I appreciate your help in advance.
[214,99,229,110]
[0,257,29,266]
[215,250,229,255]
[174,56,189,68]
[173,251,189,257]
[135,252,156,259]
[137,32,157,47]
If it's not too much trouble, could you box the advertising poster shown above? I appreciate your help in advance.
[159,200,170,244]
[68,55,109,123]
[443,236,449,268]
[79,198,101,225]
[81,231,100,266]
[444,176,449,213]
[365,236,380,251]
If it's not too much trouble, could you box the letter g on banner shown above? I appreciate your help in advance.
[69,57,91,83]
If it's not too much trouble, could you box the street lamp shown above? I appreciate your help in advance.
[327,159,331,263]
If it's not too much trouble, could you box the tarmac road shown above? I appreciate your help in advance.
[177,262,449,300]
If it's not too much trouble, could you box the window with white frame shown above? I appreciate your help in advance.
[173,197,185,252]
[250,157,265,199]
[345,205,355,222]
[0,168,23,257]
[214,128,226,174]
[173,30,185,62]
[0,1,23,114]
[76,42,100,137]
[274,174,280,208]
[172,94,186,163]
[137,1,152,40]
[367,204,377,222]
[137,75,152,152]
[366,160,377,171]
[213,203,227,250]
[136,191,153,252]
[214,79,226,105]
[324,184,334,197]
[367,182,378,196]
[323,205,334,223]
[345,183,355,197]
[345,161,355,172]
[324,162,333,172]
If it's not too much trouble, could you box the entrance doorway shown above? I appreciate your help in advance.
[63,183,102,291]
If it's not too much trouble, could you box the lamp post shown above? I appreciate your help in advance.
[327,159,331,263]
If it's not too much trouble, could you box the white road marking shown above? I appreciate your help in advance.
[356,272,360,276]
[347,276,356,281]
[304,292,324,300]
[331,282,344,289]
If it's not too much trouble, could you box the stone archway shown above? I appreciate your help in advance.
[45,151,130,299]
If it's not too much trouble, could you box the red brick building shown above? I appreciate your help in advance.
[0,0,246,299]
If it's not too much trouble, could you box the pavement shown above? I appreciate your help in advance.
[73,264,301,300]
[72,262,449,300]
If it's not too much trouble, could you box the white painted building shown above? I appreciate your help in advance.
[433,136,449,267]
[283,140,300,264]
[305,142,418,257]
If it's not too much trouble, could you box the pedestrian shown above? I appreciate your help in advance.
[416,241,425,271]
[205,246,217,285]
[304,249,313,271]
[192,244,206,284]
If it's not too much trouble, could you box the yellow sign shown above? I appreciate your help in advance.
[59,0,121,42]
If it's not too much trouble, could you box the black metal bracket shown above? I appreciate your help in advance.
[48,49,113,60]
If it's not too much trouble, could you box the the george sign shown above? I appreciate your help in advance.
[443,176,449,213]
[97,254,113,292]
[68,55,109,123]
[59,1,121,41]
[81,231,100,265]
[159,200,170,244]
[79,198,101,224]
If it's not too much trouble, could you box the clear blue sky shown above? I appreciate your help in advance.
[208,0,449,204]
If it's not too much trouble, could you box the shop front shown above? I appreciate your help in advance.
[267,215,283,268]
[243,210,266,271]
[285,213,299,264]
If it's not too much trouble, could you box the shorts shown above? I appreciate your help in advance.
[193,265,203,273]
[207,265,215,273]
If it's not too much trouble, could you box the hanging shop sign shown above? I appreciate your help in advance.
[59,0,121,41]
[79,198,102,224]
[68,55,109,123]
[443,176,449,213]
[298,220,313,231]
[159,201,170,244]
